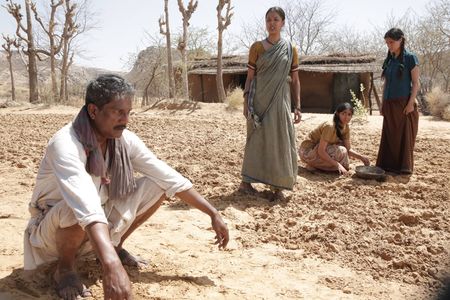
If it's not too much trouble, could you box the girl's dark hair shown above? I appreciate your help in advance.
[333,102,353,141]
[85,74,135,109]
[381,27,406,79]
[265,6,285,21]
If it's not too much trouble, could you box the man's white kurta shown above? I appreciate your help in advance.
[24,123,193,270]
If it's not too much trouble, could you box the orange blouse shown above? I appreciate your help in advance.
[247,41,299,72]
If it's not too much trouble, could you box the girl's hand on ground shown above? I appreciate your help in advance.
[337,163,348,175]
[361,156,370,166]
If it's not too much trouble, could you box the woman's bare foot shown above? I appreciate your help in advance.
[238,182,257,194]
[116,248,148,268]
[54,268,92,300]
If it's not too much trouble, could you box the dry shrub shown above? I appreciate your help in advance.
[443,106,450,121]
[226,87,244,110]
[426,87,450,121]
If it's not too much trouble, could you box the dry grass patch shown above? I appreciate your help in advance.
[226,87,244,110]
[426,87,450,121]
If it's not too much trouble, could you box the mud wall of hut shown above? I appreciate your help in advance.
[188,71,372,112]
[299,72,333,113]
[298,72,372,113]
[189,73,246,103]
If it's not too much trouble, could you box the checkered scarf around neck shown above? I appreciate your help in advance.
[72,105,136,200]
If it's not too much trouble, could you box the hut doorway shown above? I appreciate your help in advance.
[332,73,359,112]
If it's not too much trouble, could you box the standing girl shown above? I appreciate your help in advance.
[239,7,301,200]
[376,28,420,174]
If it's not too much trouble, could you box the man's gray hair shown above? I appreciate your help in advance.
[85,74,135,108]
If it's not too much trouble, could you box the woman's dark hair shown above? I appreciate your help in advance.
[333,102,353,141]
[265,6,285,21]
[85,74,135,109]
[381,27,406,79]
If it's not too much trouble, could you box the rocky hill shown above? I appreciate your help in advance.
[125,46,181,97]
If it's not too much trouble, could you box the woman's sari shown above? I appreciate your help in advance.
[241,39,297,190]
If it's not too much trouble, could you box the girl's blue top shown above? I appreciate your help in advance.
[383,49,419,100]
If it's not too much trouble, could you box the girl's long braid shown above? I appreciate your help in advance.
[381,50,391,78]
[397,39,405,78]
[333,112,344,141]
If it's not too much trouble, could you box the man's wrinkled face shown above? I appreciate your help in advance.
[88,97,132,140]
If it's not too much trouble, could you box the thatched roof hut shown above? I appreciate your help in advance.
[188,54,382,113]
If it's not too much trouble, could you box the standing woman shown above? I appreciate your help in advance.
[376,28,420,174]
[239,6,301,200]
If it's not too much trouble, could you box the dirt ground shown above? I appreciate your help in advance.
[0,102,449,300]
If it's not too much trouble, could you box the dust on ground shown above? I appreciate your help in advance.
[0,102,449,299]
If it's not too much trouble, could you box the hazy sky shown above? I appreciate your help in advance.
[0,0,431,72]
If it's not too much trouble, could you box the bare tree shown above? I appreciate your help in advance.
[141,34,167,105]
[425,0,450,92]
[294,0,335,55]
[159,0,175,98]
[416,8,450,93]
[177,0,198,99]
[59,0,78,102]
[235,0,335,55]
[236,17,265,50]
[186,26,215,58]
[31,0,64,102]
[324,25,378,55]
[53,0,94,103]
[5,0,40,103]
[428,0,450,39]
[142,51,166,106]
[1,35,19,103]
[282,1,301,43]
[216,0,233,103]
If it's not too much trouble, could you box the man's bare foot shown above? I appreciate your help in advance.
[116,248,148,268]
[54,269,92,300]
[238,182,257,194]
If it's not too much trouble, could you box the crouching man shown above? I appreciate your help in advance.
[24,74,229,300]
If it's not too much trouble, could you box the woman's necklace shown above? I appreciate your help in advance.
[266,37,279,45]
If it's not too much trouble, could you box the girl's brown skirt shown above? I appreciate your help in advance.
[376,98,419,174]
